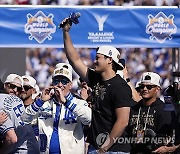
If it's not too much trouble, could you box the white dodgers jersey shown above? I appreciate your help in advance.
[0,94,25,134]
[0,94,39,154]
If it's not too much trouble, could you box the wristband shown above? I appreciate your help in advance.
[126,78,130,83]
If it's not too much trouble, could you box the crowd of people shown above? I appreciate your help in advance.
[0,0,179,97]
[26,47,177,98]
[0,14,179,154]
[0,0,179,6]
[0,1,179,154]
[0,67,179,153]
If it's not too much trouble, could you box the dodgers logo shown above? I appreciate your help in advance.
[108,50,112,56]
[146,12,177,43]
[24,11,56,43]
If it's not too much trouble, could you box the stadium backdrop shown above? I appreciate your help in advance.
[0,6,179,81]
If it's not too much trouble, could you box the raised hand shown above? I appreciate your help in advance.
[59,17,72,32]
[41,86,54,102]
[54,86,66,104]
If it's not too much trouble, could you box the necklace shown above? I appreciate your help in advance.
[135,106,151,143]
[135,106,151,131]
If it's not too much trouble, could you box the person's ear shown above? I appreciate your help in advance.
[32,88,36,94]
[69,82,72,89]
[107,57,113,64]
[156,86,161,92]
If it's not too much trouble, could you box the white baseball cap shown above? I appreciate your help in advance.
[140,72,161,87]
[52,63,72,82]
[96,45,124,69]
[55,63,65,69]
[22,75,36,88]
[5,74,23,87]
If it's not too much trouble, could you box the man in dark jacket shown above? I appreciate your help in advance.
[153,83,180,153]
[128,72,173,154]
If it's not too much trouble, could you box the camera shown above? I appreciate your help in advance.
[164,82,180,101]
[163,82,180,115]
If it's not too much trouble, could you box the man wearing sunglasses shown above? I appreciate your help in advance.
[4,74,23,97]
[20,75,37,107]
[24,63,91,154]
[20,75,41,141]
[128,72,173,154]
[0,74,39,154]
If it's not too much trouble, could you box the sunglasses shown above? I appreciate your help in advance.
[23,85,33,91]
[139,84,157,90]
[52,79,70,86]
[8,83,22,91]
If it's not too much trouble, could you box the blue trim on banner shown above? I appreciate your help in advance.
[0,6,179,48]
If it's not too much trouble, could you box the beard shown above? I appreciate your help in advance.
[20,93,30,101]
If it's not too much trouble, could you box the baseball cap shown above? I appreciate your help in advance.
[140,72,161,87]
[52,63,72,82]
[96,45,124,69]
[5,74,23,87]
[22,75,36,88]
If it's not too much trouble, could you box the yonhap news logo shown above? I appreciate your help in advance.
[146,12,177,43]
[24,11,56,43]
[96,132,110,147]
[96,133,175,145]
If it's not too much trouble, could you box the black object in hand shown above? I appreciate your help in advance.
[59,12,81,29]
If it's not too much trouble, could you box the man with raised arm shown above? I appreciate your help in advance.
[60,18,134,153]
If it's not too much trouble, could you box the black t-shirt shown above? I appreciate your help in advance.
[128,98,173,153]
[87,69,134,152]
[175,114,180,145]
